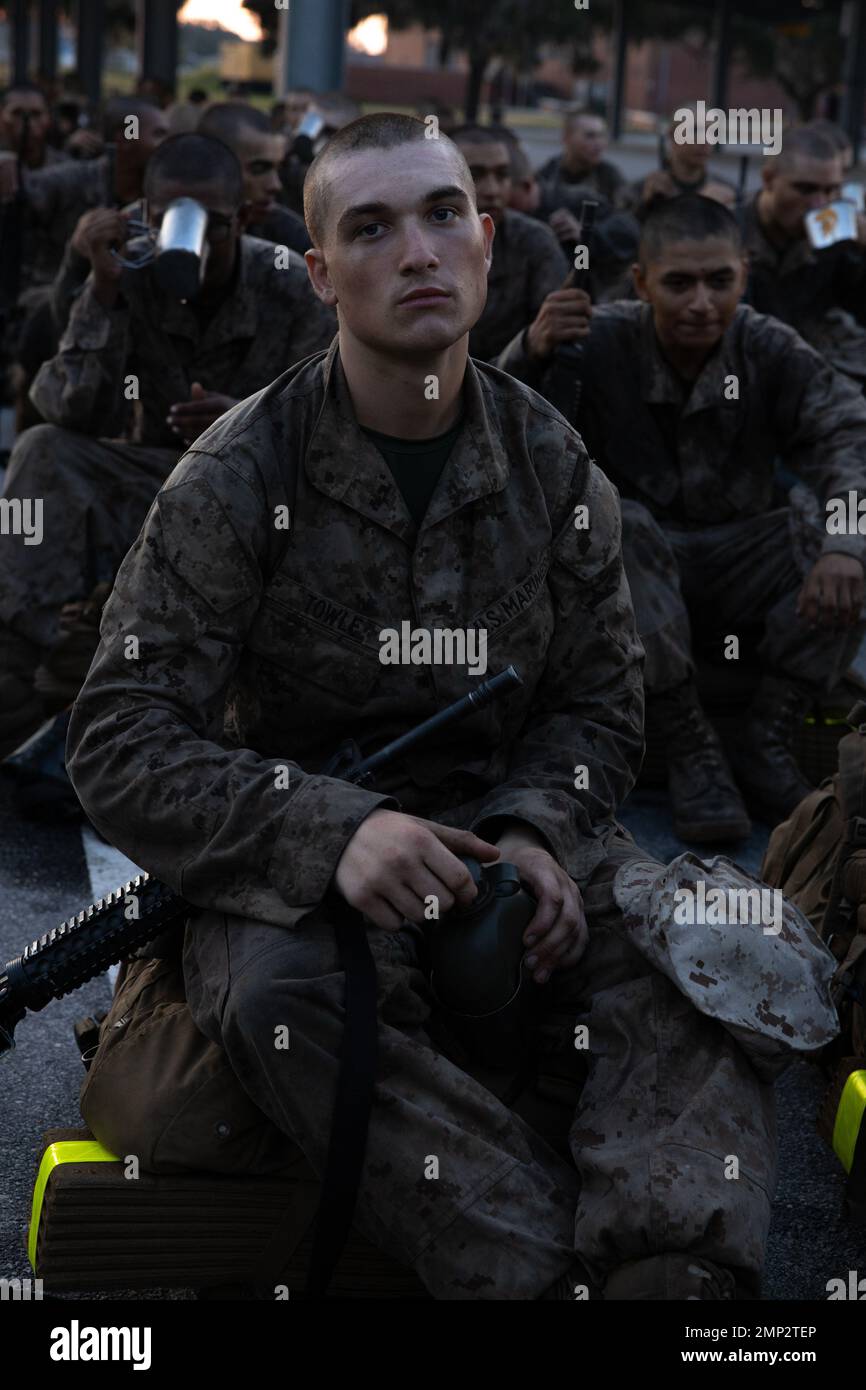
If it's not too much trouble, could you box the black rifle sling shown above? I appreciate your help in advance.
[268,370,380,1298]
[304,905,378,1298]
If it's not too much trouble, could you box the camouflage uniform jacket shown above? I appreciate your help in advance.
[20,152,112,291]
[66,337,645,930]
[535,154,628,215]
[499,299,866,565]
[468,208,569,362]
[740,194,866,382]
[30,235,337,445]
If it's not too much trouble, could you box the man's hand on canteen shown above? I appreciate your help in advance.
[333,808,500,932]
[797,552,865,629]
[72,207,131,306]
[496,824,588,983]
[526,287,592,360]
[166,382,239,443]
[548,206,583,244]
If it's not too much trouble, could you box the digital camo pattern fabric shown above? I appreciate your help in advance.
[67,337,646,929]
[30,234,337,444]
[613,852,839,1080]
[468,208,569,362]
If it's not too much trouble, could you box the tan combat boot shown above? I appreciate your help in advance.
[603,1254,739,1300]
[650,681,751,843]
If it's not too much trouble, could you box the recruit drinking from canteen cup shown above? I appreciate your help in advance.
[111,197,211,300]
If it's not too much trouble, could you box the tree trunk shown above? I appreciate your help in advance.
[464,51,489,122]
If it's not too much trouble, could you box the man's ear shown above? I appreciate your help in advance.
[760,162,774,191]
[304,245,338,306]
[632,260,650,302]
[237,199,254,232]
[479,210,496,272]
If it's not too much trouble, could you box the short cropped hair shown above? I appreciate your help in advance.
[639,193,743,264]
[103,96,160,142]
[772,125,841,172]
[304,111,469,248]
[804,118,852,154]
[450,123,511,148]
[197,101,271,144]
[508,140,533,182]
[143,132,244,204]
[564,106,604,130]
[0,80,47,107]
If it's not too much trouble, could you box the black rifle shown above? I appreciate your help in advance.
[544,198,598,427]
[0,664,522,1054]
[0,665,523,1296]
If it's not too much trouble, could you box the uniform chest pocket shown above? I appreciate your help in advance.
[246,598,381,703]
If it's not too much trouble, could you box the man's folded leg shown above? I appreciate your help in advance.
[565,848,777,1299]
[182,904,582,1301]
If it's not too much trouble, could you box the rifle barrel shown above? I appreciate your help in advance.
[349,666,523,786]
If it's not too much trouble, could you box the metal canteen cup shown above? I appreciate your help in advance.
[427,856,540,1069]
[153,196,211,300]
[805,199,858,250]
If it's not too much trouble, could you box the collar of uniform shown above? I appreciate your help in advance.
[157,235,259,346]
[304,338,508,540]
[638,300,734,414]
[744,192,815,277]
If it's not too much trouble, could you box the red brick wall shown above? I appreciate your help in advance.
[346,63,489,110]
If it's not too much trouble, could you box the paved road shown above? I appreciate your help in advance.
[0,773,863,1301]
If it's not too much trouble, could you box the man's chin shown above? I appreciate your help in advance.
[674,324,722,347]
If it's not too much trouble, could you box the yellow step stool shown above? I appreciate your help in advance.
[29,1127,430,1298]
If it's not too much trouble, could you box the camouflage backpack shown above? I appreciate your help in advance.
[761,701,866,1220]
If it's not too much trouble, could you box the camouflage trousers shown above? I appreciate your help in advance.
[620,498,863,696]
[183,836,776,1300]
[0,423,178,651]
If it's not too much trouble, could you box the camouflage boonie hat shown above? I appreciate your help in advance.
[613,852,840,1081]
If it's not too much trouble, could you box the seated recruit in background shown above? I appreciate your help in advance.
[498,194,866,842]
[0,132,336,759]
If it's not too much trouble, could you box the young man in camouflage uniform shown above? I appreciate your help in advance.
[535,109,628,216]
[0,98,168,304]
[0,98,170,427]
[499,194,866,839]
[66,116,829,1301]
[449,125,593,365]
[740,126,866,388]
[625,107,737,221]
[0,81,68,168]
[0,132,335,756]
[196,102,310,257]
